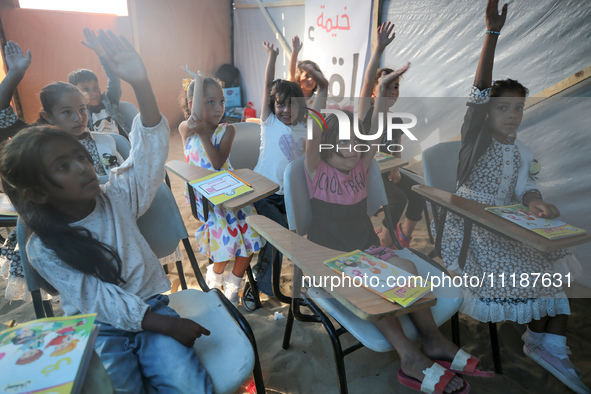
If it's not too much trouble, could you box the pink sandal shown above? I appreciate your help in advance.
[433,349,495,378]
[397,364,470,393]
[394,223,412,249]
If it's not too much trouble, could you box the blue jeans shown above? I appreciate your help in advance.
[253,194,288,296]
[94,295,213,393]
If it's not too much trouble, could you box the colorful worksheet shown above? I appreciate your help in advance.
[189,171,253,205]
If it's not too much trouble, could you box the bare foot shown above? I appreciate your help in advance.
[421,334,482,371]
[401,350,465,393]
[377,226,394,247]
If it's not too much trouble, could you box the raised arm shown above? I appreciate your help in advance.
[474,0,507,90]
[359,22,396,118]
[365,65,409,168]
[97,30,160,127]
[82,27,122,105]
[180,66,204,128]
[288,35,303,82]
[0,41,31,111]
[261,42,279,121]
[304,65,329,179]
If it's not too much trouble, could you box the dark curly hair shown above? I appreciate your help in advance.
[267,80,306,125]
[490,79,529,97]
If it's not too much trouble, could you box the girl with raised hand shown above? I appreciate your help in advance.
[0,40,122,303]
[359,21,423,250]
[306,68,478,394]
[288,35,324,106]
[179,66,264,305]
[440,1,586,392]
[249,41,309,299]
[0,30,212,393]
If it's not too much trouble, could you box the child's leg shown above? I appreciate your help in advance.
[222,254,254,303]
[94,325,145,393]
[374,315,465,393]
[206,261,228,290]
[252,194,288,296]
[137,295,213,393]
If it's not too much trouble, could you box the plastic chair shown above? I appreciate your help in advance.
[260,156,463,393]
[421,140,502,374]
[16,183,265,394]
[230,122,261,171]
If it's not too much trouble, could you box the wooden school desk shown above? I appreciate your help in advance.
[412,185,591,262]
[377,157,408,174]
[165,160,279,210]
[246,215,437,321]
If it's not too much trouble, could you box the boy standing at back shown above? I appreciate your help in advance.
[68,28,132,137]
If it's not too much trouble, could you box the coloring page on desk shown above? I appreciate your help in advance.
[485,204,586,240]
[324,249,431,307]
[190,171,253,205]
[0,314,98,394]
[374,151,394,162]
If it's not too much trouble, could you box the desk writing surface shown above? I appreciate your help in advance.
[413,185,591,253]
[377,157,408,174]
[165,160,279,210]
[246,215,436,321]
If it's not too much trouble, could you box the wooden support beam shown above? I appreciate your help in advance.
[127,0,141,54]
[371,0,382,51]
[525,64,591,109]
[234,0,304,9]
[253,0,292,57]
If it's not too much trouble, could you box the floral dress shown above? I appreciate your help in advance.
[184,124,264,262]
[439,88,581,324]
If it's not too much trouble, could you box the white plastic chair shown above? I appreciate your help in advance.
[230,122,261,170]
[265,156,463,393]
[16,183,265,394]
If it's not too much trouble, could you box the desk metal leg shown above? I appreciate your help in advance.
[489,322,503,374]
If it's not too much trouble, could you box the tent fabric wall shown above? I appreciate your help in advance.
[233,4,305,116]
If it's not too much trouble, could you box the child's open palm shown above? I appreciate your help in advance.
[377,62,410,89]
[292,35,303,53]
[376,21,396,51]
[486,0,508,32]
[263,41,279,57]
[4,41,31,74]
[97,30,147,86]
[180,65,202,84]
[81,27,103,55]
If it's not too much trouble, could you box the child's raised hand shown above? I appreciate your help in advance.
[97,29,148,86]
[81,27,103,55]
[486,0,508,32]
[263,41,279,57]
[180,65,202,82]
[376,21,396,51]
[4,41,31,75]
[292,35,303,53]
[377,62,410,91]
[529,200,560,219]
[300,62,328,89]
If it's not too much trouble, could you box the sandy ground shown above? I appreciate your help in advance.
[1,130,589,394]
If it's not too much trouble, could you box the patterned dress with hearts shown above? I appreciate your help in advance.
[184,124,265,262]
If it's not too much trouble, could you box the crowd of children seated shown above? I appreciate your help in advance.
[0,1,587,393]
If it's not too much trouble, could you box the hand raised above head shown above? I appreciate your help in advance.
[300,63,328,89]
[263,41,279,57]
[181,65,202,82]
[378,62,410,88]
[4,41,31,74]
[97,29,148,86]
[376,21,396,51]
[292,35,303,53]
[486,0,508,32]
[81,27,102,55]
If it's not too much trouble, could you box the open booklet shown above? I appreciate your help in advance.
[485,204,587,240]
[0,314,99,394]
[189,171,253,205]
[324,249,431,307]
